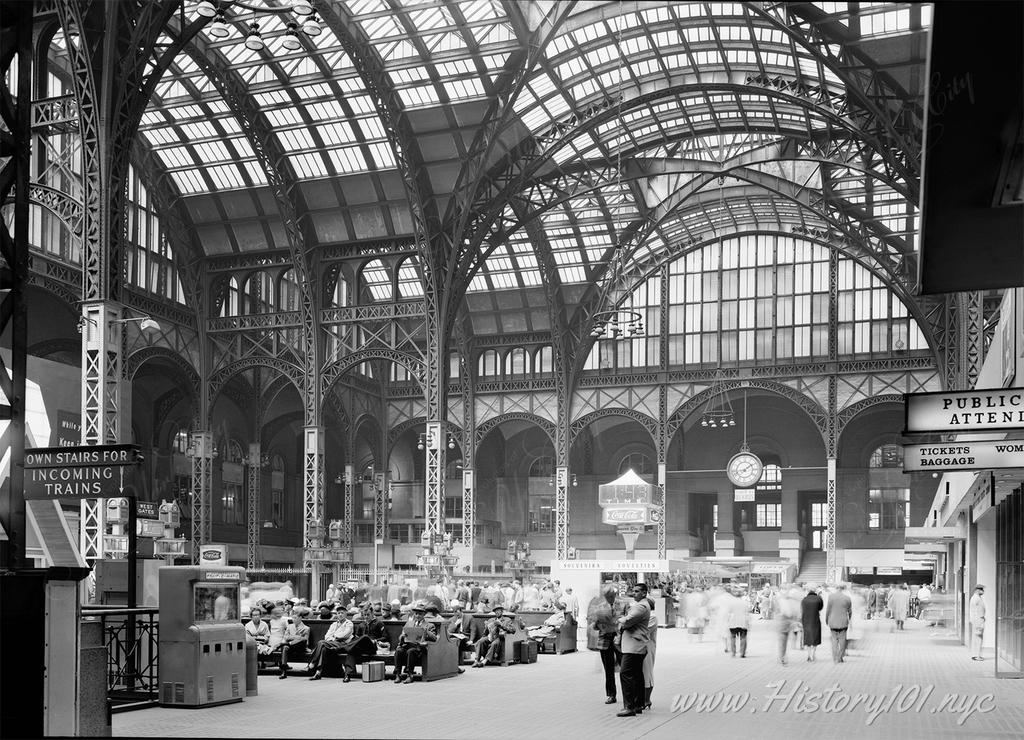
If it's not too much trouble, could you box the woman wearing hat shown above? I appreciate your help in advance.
[800,584,824,662]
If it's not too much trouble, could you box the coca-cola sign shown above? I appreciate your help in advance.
[603,507,645,523]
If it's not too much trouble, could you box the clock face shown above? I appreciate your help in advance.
[727,451,763,488]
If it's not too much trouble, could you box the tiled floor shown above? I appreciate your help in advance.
[115,616,1024,739]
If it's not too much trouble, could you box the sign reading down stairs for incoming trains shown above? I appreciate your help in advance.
[904,388,1024,433]
[23,444,142,500]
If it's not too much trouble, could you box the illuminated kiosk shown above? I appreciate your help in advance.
[552,470,683,636]
[599,469,659,557]
[158,565,246,707]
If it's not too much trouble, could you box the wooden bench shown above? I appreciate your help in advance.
[468,614,530,667]
[515,611,578,654]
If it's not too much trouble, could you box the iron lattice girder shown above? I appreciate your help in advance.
[453,78,915,300]
[445,0,575,246]
[320,301,426,325]
[750,2,923,195]
[179,32,319,424]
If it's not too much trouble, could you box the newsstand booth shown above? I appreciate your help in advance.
[551,558,684,639]
[158,565,246,707]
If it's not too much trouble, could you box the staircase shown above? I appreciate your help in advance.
[795,551,827,584]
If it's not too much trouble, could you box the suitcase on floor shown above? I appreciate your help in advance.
[516,640,538,664]
[361,661,385,682]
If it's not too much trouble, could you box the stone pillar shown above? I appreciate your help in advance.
[779,486,801,569]
[715,488,737,557]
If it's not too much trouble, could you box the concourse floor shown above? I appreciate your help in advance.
[115,616,1024,740]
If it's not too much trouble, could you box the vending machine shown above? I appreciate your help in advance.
[158,565,247,707]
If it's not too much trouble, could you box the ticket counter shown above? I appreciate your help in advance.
[158,565,247,707]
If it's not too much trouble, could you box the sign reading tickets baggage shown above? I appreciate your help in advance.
[23,444,141,500]
[903,440,1024,471]
[905,388,1024,433]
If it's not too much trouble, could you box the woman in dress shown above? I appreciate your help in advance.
[642,594,659,709]
[800,584,824,662]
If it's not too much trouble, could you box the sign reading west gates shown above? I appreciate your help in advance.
[903,440,1024,472]
[23,444,141,501]
[136,501,159,519]
[905,388,1024,433]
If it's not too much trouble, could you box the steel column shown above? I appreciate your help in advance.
[555,466,569,560]
[373,470,388,545]
[343,463,354,562]
[79,301,124,561]
[826,456,838,583]
[189,431,213,564]
[246,442,261,570]
[462,469,475,549]
[424,421,445,539]
[657,462,667,560]
[303,426,325,572]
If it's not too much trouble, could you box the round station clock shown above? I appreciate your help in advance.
[726,450,763,488]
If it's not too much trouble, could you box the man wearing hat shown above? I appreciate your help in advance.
[308,607,363,682]
[472,605,516,667]
[969,584,986,660]
[392,601,437,684]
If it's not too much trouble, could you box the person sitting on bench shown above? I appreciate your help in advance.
[527,605,566,642]
[472,605,517,666]
[246,607,270,652]
[279,606,311,678]
[308,607,373,682]
[392,601,437,684]
[263,605,296,678]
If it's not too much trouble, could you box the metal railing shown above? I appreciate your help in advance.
[82,606,160,712]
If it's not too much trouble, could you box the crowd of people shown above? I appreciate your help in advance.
[243,575,580,682]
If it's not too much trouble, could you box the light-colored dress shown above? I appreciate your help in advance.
[643,603,658,689]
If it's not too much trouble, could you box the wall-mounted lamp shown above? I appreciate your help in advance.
[77,314,162,334]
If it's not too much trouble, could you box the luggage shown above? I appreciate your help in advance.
[361,661,385,682]
[516,640,538,664]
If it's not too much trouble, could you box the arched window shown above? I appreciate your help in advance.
[220,277,240,317]
[618,453,654,476]
[330,270,349,308]
[397,256,424,299]
[226,439,244,463]
[448,351,461,379]
[534,346,553,374]
[172,427,190,454]
[869,444,904,468]
[478,350,499,377]
[757,463,783,491]
[506,347,528,376]
[361,259,392,302]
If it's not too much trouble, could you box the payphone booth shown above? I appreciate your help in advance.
[158,565,247,707]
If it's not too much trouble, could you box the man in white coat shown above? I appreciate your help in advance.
[969,584,986,661]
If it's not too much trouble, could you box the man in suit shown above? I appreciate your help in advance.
[616,583,651,717]
[825,583,853,663]
[392,601,437,684]
[472,605,517,666]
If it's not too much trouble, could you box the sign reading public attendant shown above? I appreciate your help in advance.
[903,440,1024,471]
[24,444,141,500]
[905,388,1024,433]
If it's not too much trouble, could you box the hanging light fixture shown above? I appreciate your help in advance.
[590,309,644,340]
[700,368,736,429]
[301,13,322,36]
[195,0,218,17]
[281,21,302,50]
[243,21,265,51]
[208,12,231,38]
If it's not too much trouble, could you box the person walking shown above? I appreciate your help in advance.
[825,583,852,663]
[969,584,986,661]
[726,586,752,658]
[887,583,910,631]
[801,584,824,662]
[615,583,651,717]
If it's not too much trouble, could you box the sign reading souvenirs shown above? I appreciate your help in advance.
[23,444,142,500]
[903,440,1024,472]
[905,388,1024,433]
